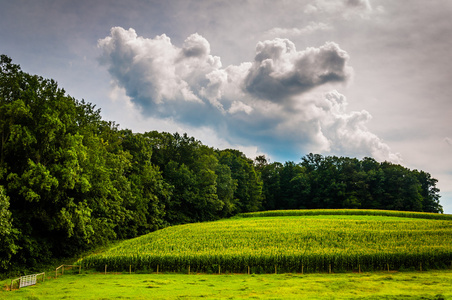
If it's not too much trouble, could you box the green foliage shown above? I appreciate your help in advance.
[119,130,169,235]
[218,149,263,213]
[256,154,443,213]
[0,185,19,271]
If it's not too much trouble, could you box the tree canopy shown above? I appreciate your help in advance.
[255,154,442,213]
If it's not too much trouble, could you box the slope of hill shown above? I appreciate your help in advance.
[77,210,452,274]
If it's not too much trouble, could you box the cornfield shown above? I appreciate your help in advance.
[237,209,452,220]
[77,210,452,274]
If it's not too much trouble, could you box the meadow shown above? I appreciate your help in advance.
[2,210,452,299]
[2,271,452,299]
[77,210,452,274]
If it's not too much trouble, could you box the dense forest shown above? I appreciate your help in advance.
[0,55,442,274]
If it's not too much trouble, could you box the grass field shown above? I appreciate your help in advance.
[2,271,451,299]
[78,211,452,274]
[3,210,452,299]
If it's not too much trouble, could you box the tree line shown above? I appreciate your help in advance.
[0,55,442,274]
[255,154,441,213]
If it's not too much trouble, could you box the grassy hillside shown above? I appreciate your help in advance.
[77,210,452,274]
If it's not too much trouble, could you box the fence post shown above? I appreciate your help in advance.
[105,265,107,275]
[302,265,304,274]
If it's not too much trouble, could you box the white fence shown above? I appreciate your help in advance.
[10,272,45,290]
[19,274,37,288]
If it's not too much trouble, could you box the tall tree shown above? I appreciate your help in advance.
[255,156,282,210]
[146,131,230,224]
[415,170,442,213]
[119,130,169,235]
[0,185,19,271]
[218,149,263,212]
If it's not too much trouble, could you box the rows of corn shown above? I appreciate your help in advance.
[76,210,452,274]
[237,209,452,220]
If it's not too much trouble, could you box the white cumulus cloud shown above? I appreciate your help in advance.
[98,27,398,162]
[98,27,221,121]
[319,90,401,162]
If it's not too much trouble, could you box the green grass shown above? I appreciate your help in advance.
[2,271,451,299]
[77,212,452,273]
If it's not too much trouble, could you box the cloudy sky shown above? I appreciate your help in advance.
[1,0,451,213]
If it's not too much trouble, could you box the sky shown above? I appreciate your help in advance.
[1,0,451,213]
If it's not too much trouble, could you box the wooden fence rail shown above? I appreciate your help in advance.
[55,264,81,278]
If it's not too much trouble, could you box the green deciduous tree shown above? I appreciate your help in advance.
[415,170,442,213]
[0,185,19,271]
[218,149,263,213]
